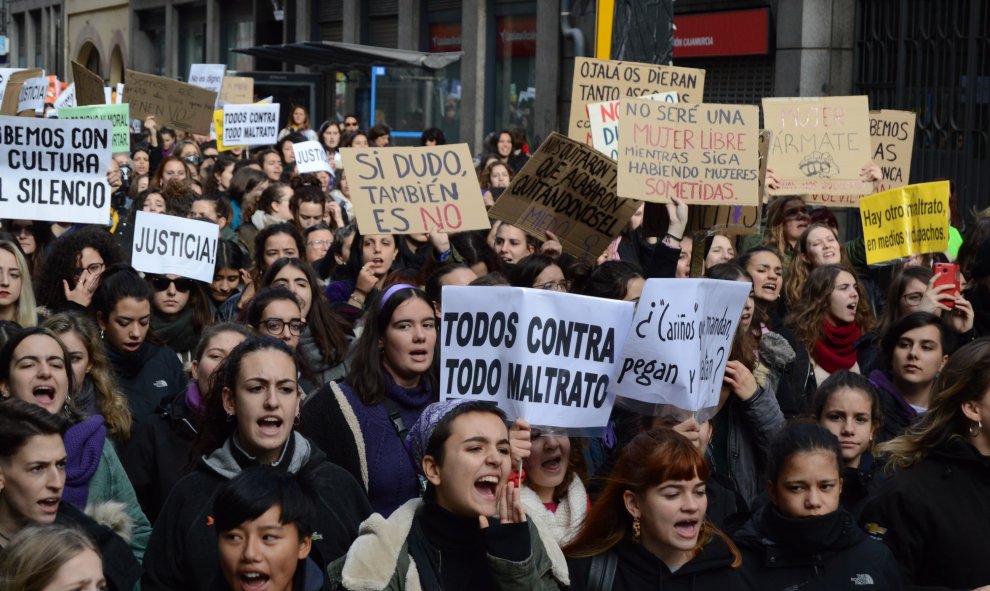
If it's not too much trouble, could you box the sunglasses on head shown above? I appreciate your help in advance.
[149,276,195,293]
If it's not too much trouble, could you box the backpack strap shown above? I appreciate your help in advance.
[586,549,618,591]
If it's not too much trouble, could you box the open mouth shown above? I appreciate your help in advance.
[257,416,283,436]
[122,341,142,352]
[238,571,270,591]
[32,386,56,405]
[761,282,777,294]
[673,519,700,540]
[38,497,59,514]
[474,475,499,500]
[409,349,429,363]
[541,454,563,474]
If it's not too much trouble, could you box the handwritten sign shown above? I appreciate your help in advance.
[54,83,77,111]
[686,130,770,236]
[587,92,678,159]
[567,57,705,145]
[17,77,48,114]
[188,64,226,95]
[341,144,490,235]
[58,104,131,154]
[124,70,217,135]
[617,101,760,205]
[222,103,279,146]
[131,211,219,283]
[0,116,112,225]
[71,61,105,106]
[220,76,254,104]
[441,286,634,432]
[489,132,639,262]
[0,69,44,115]
[763,96,873,197]
[293,140,332,174]
[859,181,950,266]
[612,278,750,418]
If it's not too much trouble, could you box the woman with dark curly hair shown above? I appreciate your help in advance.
[36,227,122,316]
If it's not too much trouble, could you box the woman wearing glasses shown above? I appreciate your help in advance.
[246,287,307,353]
[508,254,571,292]
[37,227,122,316]
[146,274,214,363]
[92,266,186,427]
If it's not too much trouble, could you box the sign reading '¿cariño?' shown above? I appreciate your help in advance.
[617,100,760,205]
[0,116,112,225]
[341,144,490,235]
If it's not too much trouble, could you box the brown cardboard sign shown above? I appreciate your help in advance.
[0,69,44,115]
[219,76,254,105]
[567,57,705,146]
[763,95,874,198]
[488,132,640,263]
[340,143,490,235]
[71,61,106,106]
[687,130,770,236]
[617,100,760,205]
[124,70,217,135]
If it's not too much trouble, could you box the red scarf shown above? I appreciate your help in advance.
[813,319,861,374]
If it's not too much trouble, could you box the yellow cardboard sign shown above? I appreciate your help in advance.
[859,181,950,265]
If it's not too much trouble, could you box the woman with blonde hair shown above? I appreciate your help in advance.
[861,338,990,589]
[42,312,133,443]
[0,240,37,327]
[0,525,104,591]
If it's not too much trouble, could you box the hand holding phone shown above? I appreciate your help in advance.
[933,263,960,308]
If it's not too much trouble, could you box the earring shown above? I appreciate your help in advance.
[226,412,234,423]
[294,415,301,427]
[632,517,641,544]
[99,329,105,340]
[969,420,983,438]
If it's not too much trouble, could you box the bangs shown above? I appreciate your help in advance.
[621,429,709,491]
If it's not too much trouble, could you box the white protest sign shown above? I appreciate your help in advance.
[588,91,678,159]
[222,103,279,146]
[54,83,77,110]
[18,77,49,113]
[292,140,332,174]
[131,211,219,283]
[612,278,751,418]
[440,286,635,432]
[0,115,112,225]
[188,64,226,95]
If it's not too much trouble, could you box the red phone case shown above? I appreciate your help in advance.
[933,263,959,308]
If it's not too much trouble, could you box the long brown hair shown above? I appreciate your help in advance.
[762,196,805,256]
[784,223,850,306]
[564,429,741,566]
[786,264,874,355]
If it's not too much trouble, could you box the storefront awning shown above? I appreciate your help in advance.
[232,41,462,72]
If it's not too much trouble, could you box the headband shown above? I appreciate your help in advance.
[379,283,416,311]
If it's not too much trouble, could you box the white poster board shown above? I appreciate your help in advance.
[222,103,280,146]
[131,211,219,283]
[17,76,48,113]
[440,286,634,433]
[587,91,678,159]
[292,140,332,174]
[54,83,77,110]
[0,116,112,225]
[612,278,751,419]
[188,64,226,95]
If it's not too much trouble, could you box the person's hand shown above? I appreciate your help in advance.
[540,231,563,259]
[665,196,688,238]
[482,190,495,208]
[860,161,882,182]
[508,419,531,465]
[106,165,122,190]
[63,269,101,308]
[487,220,502,249]
[356,264,378,293]
[479,480,526,528]
[144,116,159,147]
[765,166,782,190]
[947,294,975,333]
[326,201,344,228]
[672,417,702,448]
[723,360,758,401]
[428,230,451,255]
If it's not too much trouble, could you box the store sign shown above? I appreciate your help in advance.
[673,8,770,58]
[429,17,536,57]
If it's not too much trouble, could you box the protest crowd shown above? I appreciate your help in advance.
[1,56,990,591]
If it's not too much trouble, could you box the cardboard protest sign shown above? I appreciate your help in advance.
[871,109,915,192]
[0,69,44,115]
[763,96,873,197]
[340,143,490,235]
[612,278,751,418]
[587,91,678,159]
[0,68,27,106]
[617,100,760,205]
[17,77,48,114]
[293,141,332,174]
[441,286,634,432]
[71,61,105,106]
[488,132,639,262]
[131,211,219,283]
[220,76,254,104]
[58,104,131,154]
[686,130,770,236]
[124,70,217,135]
[568,57,705,145]
[859,181,950,266]
[0,115,112,225]
[222,103,279,146]
[54,83,77,110]
[188,64,226,95]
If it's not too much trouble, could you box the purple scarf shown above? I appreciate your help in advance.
[62,415,107,508]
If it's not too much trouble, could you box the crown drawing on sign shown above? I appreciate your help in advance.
[799,152,838,178]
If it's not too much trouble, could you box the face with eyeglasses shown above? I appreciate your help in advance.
[343,117,359,132]
[257,298,305,350]
[72,248,105,289]
[532,264,569,292]
[304,230,333,264]
[149,274,194,316]
[780,198,811,243]
[9,220,37,255]
[898,278,928,317]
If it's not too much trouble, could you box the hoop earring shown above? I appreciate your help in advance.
[632,517,641,544]
[969,420,983,438]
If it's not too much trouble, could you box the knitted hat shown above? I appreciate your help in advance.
[406,399,474,474]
